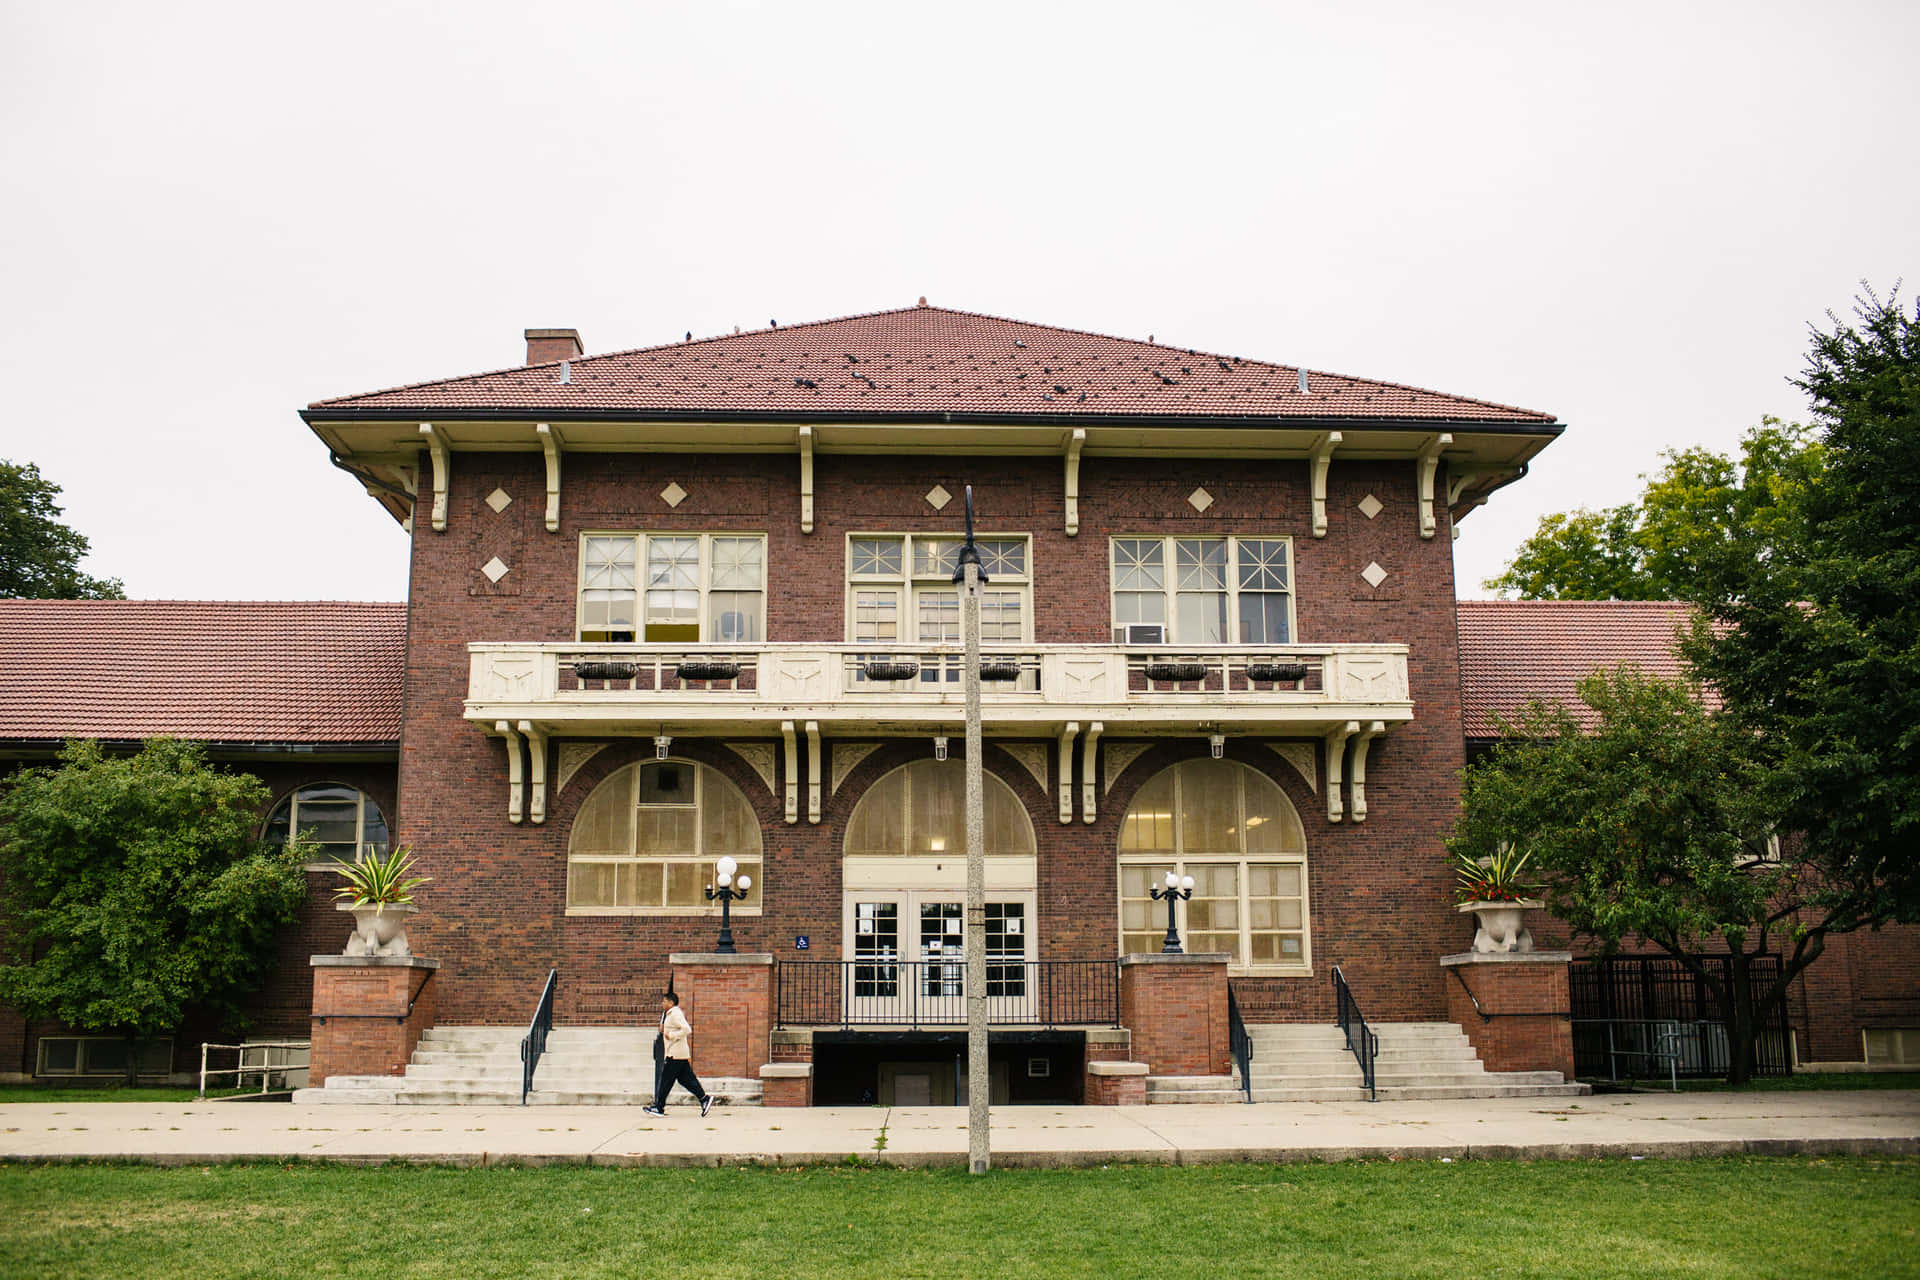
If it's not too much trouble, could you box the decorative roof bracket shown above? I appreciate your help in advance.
[1080,721,1102,824]
[496,719,524,824]
[518,720,548,823]
[536,423,562,533]
[1416,433,1454,540]
[781,720,799,824]
[1325,720,1358,823]
[1064,428,1085,537]
[1058,722,1080,824]
[1349,720,1384,823]
[1309,431,1342,537]
[806,720,823,824]
[798,426,815,534]
[420,423,450,532]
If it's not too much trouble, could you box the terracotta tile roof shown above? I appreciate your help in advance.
[1457,600,1701,739]
[308,304,1557,425]
[0,601,405,746]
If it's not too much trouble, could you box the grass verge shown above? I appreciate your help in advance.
[1,1156,1915,1279]
[1587,1071,1920,1093]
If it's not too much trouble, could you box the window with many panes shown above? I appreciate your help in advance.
[264,783,389,867]
[567,760,763,913]
[578,533,766,643]
[846,534,1030,645]
[1117,758,1310,972]
[1110,536,1293,644]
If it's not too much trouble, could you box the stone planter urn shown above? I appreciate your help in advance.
[338,901,419,958]
[1459,899,1542,954]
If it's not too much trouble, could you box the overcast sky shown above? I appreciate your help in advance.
[2,1,1913,604]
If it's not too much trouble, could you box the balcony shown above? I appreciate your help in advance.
[465,641,1413,737]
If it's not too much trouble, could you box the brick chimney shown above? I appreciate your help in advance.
[525,328,583,365]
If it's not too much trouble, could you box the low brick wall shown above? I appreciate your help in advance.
[760,1062,813,1106]
[1085,1059,1148,1105]
[669,953,772,1080]
[1441,951,1575,1078]
[308,956,440,1085]
[1119,953,1230,1076]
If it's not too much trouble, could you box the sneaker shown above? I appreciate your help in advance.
[641,1105,666,1117]
[700,1096,714,1118]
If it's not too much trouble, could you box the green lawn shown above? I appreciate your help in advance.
[0,1085,258,1104]
[2,1157,1915,1279]
[1590,1071,1920,1093]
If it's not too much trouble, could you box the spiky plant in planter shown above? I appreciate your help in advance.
[333,845,431,957]
[1452,846,1543,953]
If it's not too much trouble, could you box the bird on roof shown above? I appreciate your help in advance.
[1014,340,1027,348]
[685,331,692,342]
[770,319,778,328]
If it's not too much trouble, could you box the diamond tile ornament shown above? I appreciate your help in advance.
[925,485,952,510]
[1357,493,1383,520]
[1361,561,1389,589]
[482,557,511,584]
[660,482,688,508]
[1188,487,1214,512]
[485,487,513,513]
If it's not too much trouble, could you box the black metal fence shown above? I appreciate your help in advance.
[774,960,1119,1029]
[1570,955,1792,1079]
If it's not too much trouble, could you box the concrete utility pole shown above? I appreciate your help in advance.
[954,485,990,1175]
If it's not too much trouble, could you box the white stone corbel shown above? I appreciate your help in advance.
[1416,434,1453,540]
[797,426,815,534]
[518,720,549,824]
[1309,431,1342,538]
[420,424,449,532]
[1349,720,1384,823]
[781,721,799,825]
[536,423,563,533]
[1057,722,1079,824]
[1080,721,1102,824]
[1064,428,1085,537]
[1325,720,1358,823]
[496,720,525,824]
[806,721,822,824]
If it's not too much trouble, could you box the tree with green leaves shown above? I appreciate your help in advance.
[0,460,124,599]
[1685,283,1920,931]
[1484,418,1822,601]
[0,740,307,1081]
[1450,668,1806,1085]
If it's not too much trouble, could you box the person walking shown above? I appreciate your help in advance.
[642,990,713,1117]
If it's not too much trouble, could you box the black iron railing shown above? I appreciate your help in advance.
[775,960,1119,1029]
[1227,983,1253,1103]
[1332,965,1378,1101]
[519,968,557,1105]
[1570,955,1791,1079]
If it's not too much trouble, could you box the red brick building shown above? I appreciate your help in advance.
[3,304,1910,1094]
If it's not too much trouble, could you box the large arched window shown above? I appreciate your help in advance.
[567,760,763,913]
[844,759,1036,857]
[265,783,389,866]
[1117,758,1308,972]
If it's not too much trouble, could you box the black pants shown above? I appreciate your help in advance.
[655,1057,708,1107]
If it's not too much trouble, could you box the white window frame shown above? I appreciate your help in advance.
[1118,855,1312,977]
[1108,535,1297,646]
[844,532,1033,645]
[36,1035,174,1079]
[264,782,389,871]
[565,758,764,917]
[575,531,768,643]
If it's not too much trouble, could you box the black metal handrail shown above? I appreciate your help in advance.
[774,960,1119,1029]
[1227,983,1253,1103]
[1331,965,1378,1101]
[519,968,557,1106]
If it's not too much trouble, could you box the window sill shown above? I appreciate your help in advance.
[566,906,764,918]
[1229,965,1314,979]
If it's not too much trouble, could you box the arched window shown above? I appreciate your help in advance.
[567,760,763,913]
[1117,758,1308,972]
[265,783,389,866]
[844,759,1036,857]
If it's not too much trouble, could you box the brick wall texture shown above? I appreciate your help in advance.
[1120,958,1230,1076]
[308,961,437,1085]
[1442,957,1576,1077]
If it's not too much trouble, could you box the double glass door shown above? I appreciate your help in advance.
[848,892,1032,1023]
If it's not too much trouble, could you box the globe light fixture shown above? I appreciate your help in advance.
[706,856,750,953]
[1150,871,1196,953]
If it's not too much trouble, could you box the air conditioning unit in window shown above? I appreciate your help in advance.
[1124,624,1166,645]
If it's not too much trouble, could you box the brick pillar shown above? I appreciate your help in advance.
[1084,1028,1144,1103]
[1118,953,1231,1076]
[309,956,440,1086]
[761,1028,814,1106]
[668,953,772,1081]
[1441,950,1576,1077]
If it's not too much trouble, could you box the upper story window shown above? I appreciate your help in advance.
[579,533,766,643]
[264,782,389,867]
[1111,536,1293,645]
[846,534,1031,645]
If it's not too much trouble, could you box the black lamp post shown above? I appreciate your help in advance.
[1149,870,1196,954]
[705,855,751,954]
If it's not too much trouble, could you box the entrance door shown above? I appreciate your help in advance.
[845,891,1034,1025]
[849,896,906,1023]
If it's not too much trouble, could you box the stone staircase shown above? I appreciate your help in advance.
[292,1026,763,1106]
[1146,1022,1589,1104]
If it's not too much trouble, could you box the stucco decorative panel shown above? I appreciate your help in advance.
[1274,742,1318,793]
[999,741,1049,793]
[1104,742,1151,796]
[733,741,780,796]
[830,743,879,796]
[554,742,605,795]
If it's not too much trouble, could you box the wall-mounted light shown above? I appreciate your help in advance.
[1209,733,1226,759]
[934,735,949,761]
[654,735,672,760]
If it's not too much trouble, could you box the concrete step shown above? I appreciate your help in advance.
[1375,1082,1589,1100]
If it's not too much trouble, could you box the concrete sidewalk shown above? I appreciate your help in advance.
[3,1090,1916,1168]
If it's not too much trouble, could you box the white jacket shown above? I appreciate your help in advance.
[661,1006,693,1060]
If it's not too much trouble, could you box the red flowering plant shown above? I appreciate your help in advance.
[1452,845,1538,904]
